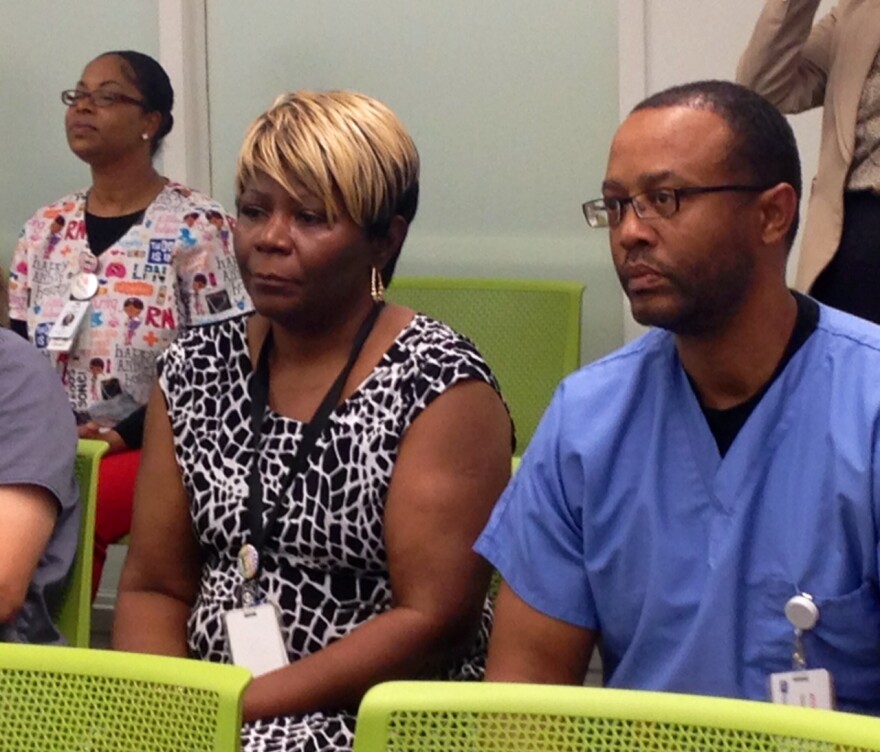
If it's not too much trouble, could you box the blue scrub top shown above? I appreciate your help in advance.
[476,303,880,714]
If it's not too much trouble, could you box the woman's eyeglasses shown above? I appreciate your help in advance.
[61,89,146,109]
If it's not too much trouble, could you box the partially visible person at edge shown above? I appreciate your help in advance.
[6,50,251,596]
[738,0,880,324]
[1,271,8,328]
[113,90,512,751]
[0,326,78,643]
[477,80,880,714]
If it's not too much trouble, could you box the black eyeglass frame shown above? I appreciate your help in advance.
[61,89,147,109]
[582,184,773,228]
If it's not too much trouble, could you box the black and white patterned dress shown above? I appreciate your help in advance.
[157,313,502,752]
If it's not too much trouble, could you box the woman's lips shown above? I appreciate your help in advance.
[249,273,301,292]
[68,122,97,135]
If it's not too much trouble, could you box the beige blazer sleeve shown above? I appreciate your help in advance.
[737,0,840,113]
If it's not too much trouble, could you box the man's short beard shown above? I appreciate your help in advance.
[629,259,755,338]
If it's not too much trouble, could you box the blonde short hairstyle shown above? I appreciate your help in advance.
[235,90,420,237]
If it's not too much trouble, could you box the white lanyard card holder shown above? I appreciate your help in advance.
[46,299,91,353]
[769,669,834,709]
[224,601,289,677]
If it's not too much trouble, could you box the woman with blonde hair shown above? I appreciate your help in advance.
[114,91,512,751]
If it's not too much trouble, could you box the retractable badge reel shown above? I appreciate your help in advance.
[768,593,834,709]
[223,543,289,677]
[237,543,260,607]
[47,251,99,353]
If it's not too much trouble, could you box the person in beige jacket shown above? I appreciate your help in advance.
[738,0,880,324]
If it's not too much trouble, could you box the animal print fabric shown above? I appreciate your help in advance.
[157,313,502,752]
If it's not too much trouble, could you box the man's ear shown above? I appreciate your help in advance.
[372,215,409,270]
[758,183,798,247]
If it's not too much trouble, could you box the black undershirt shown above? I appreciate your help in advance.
[693,292,820,457]
[85,209,145,255]
[11,209,147,447]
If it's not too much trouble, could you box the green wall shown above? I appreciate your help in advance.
[205,1,622,363]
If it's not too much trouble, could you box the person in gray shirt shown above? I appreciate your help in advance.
[0,327,79,643]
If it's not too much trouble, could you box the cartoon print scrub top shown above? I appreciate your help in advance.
[8,181,251,425]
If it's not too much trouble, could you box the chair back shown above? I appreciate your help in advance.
[354,681,880,752]
[55,438,107,646]
[0,643,250,751]
[387,278,583,452]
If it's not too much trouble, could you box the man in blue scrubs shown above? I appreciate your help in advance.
[475,80,880,713]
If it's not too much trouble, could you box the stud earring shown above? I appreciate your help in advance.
[141,133,150,141]
[370,267,385,303]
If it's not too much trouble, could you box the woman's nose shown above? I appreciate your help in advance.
[256,212,295,253]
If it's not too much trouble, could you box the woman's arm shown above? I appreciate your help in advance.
[77,404,146,453]
[736,0,839,113]
[8,231,31,329]
[112,382,200,656]
[242,378,512,722]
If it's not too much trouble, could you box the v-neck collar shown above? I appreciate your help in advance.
[671,312,821,513]
[74,183,167,256]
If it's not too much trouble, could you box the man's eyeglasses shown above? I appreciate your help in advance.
[582,185,771,228]
[61,89,146,109]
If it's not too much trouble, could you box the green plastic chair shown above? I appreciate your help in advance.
[387,278,584,453]
[0,643,251,751]
[354,680,880,752]
[55,438,108,647]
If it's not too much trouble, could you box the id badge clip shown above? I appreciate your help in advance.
[769,593,835,710]
[223,542,289,676]
[47,259,99,353]
[46,299,91,353]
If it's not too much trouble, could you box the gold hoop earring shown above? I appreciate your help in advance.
[371,267,385,303]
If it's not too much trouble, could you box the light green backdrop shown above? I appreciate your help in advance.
[205,1,622,363]
[0,2,159,264]
[1,2,622,363]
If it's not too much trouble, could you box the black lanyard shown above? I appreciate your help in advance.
[245,303,383,578]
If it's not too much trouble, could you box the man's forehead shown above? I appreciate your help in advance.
[605,106,732,184]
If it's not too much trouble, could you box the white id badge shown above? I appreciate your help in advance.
[47,299,90,352]
[769,669,835,709]
[224,602,289,677]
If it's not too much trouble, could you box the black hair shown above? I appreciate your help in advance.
[370,183,419,287]
[633,80,801,248]
[101,50,174,156]
[123,297,145,311]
